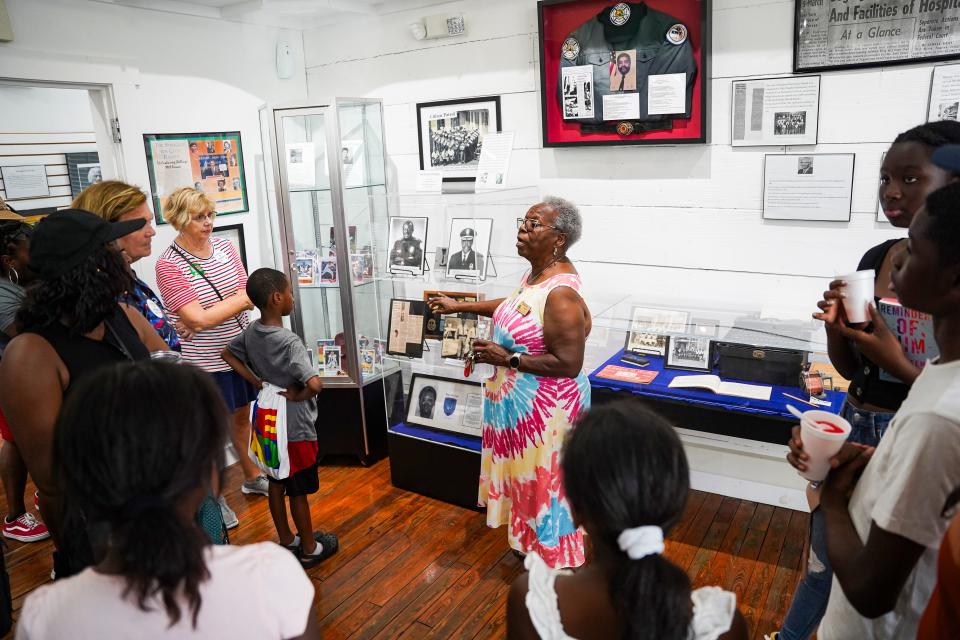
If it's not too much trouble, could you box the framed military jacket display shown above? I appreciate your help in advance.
[538,0,710,146]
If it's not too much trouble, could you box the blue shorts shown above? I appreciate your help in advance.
[211,370,258,412]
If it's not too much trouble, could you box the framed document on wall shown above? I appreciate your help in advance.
[143,131,248,224]
[794,0,960,73]
[538,0,711,147]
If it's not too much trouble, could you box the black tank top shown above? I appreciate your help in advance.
[30,305,149,396]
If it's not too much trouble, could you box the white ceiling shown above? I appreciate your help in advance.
[85,0,458,30]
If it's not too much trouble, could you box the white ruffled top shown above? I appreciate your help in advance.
[523,553,737,640]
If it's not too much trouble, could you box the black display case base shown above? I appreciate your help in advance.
[387,431,482,511]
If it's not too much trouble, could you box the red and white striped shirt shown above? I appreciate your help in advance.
[155,236,249,372]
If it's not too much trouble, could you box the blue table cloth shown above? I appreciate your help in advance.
[588,349,845,419]
[390,422,482,452]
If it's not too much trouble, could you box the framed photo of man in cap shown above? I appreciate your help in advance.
[445,218,493,280]
[386,216,429,276]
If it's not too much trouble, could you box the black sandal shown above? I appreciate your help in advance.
[300,532,339,568]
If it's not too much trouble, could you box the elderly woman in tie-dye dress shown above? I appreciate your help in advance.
[429,196,591,569]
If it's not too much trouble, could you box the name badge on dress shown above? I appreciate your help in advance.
[146,299,164,318]
[516,302,531,316]
[213,249,230,264]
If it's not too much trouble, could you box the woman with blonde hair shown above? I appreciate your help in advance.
[154,187,262,528]
[73,181,183,350]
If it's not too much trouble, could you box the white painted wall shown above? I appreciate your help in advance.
[0,0,309,289]
[301,0,936,349]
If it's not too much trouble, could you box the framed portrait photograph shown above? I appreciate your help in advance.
[664,335,713,372]
[445,218,493,280]
[387,299,428,358]
[416,96,502,181]
[406,373,483,438]
[795,0,960,73]
[422,290,481,340]
[212,223,247,271]
[538,0,711,147]
[387,216,429,275]
[143,132,248,224]
[65,152,102,198]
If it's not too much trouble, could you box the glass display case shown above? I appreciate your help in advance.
[263,98,397,464]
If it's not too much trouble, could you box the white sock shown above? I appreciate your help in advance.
[304,540,324,556]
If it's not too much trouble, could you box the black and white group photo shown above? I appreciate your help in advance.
[665,336,712,371]
[774,111,807,136]
[417,97,501,179]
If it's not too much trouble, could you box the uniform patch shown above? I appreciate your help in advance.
[666,23,688,45]
[610,3,631,26]
[616,121,635,136]
[561,36,580,61]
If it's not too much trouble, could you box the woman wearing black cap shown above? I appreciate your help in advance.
[0,209,169,579]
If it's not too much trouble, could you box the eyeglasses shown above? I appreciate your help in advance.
[191,212,216,223]
[519,218,561,233]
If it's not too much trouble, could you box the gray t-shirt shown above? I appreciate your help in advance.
[227,322,319,442]
[0,279,24,334]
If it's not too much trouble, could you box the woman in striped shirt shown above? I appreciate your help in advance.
[155,188,265,528]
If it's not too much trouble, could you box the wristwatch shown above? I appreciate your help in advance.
[509,353,522,371]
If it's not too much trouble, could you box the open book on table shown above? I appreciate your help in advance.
[668,375,772,401]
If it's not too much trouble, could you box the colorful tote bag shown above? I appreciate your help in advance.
[248,382,290,480]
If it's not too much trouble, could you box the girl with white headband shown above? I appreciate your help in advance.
[506,400,748,640]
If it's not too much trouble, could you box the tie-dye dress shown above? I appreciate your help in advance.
[479,271,590,569]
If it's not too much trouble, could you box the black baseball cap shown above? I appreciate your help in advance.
[932,144,960,174]
[29,208,145,279]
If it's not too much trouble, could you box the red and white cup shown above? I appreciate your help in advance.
[798,410,852,482]
[839,270,875,324]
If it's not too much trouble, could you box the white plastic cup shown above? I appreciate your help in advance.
[839,270,875,324]
[798,410,852,482]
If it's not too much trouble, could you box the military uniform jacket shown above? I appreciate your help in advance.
[559,2,697,125]
[391,238,423,267]
[448,250,483,271]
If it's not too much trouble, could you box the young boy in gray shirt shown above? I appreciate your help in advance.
[222,268,338,567]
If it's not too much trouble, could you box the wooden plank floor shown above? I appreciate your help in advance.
[1,458,807,639]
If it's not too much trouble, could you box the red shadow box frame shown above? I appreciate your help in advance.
[538,0,711,147]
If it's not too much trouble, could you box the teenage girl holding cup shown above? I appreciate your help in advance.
[772,121,960,640]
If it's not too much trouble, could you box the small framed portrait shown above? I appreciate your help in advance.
[65,152,102,198]
[664,336,713,372]
[405,373,483,438]
[211,223,247,271]
[445,218,493,280]
[387,216,429,275]
[416,96,502,181]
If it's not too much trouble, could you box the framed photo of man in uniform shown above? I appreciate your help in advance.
[537,0,710,147]
[416,96,502,181]
[387,216,428,275]
[444,218,493,280]
[405,373,483,438]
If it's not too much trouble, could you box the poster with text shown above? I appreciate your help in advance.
[795,0,960,72]
[731,76,820,146]
[927,63,960,122]
[762,153,854,222]
[144,132,248,224]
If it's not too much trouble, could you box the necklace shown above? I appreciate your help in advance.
[528,257,563,284]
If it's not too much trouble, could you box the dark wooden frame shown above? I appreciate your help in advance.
[663,335,714,372]
[793,0,960,73]
[405,372,483,434]
[415,96,502,182]
[537,0,712,147]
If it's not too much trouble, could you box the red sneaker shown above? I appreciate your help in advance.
[3,512,50,543]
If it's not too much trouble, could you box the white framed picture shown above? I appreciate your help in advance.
[387,216,428,275]
[416,96,502,181]
[406,373,483,438]
[445,217,493,280]
[624,306,690,357]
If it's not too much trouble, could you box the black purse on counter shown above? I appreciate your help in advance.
[713,342,806,387]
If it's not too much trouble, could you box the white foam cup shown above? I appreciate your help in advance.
[798,410,852,482]
[839,270,875,324]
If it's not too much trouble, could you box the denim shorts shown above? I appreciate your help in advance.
[839,399,895,448]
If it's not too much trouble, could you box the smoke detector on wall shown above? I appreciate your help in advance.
[409,13,466,41]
